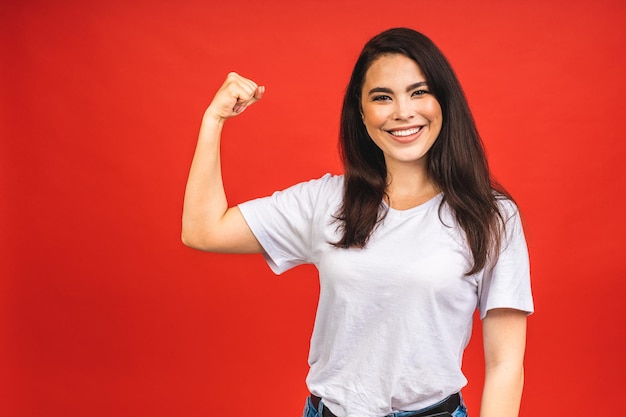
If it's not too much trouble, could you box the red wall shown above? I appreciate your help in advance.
[2,0,626,415]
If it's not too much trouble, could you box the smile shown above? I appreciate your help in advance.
[388,127,422,137]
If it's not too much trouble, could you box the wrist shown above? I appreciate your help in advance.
[202,108,227,126]
[198,112,225,143]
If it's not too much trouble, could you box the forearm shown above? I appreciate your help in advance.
[479,363,524,417]
[181,114,228,249]
[181,72,264,253]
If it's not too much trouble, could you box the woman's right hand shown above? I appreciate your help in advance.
[182,72,265,254]
[204,72,265,122]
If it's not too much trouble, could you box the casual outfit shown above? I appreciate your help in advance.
[238,174,533,417]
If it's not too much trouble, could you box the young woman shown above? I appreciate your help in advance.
[182,28,533,417]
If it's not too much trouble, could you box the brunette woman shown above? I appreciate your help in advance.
[182,28,533,417]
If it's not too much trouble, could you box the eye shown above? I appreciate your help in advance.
[412,89,430,97]
[372,95,391,102]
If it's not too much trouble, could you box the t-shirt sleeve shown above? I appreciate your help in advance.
[478,201,534,319]
[237,173,337,275]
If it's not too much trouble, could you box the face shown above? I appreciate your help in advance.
[360,53,442,171]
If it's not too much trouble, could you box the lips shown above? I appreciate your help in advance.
[387,126,422,137]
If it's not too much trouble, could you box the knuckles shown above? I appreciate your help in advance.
[211,72,260,118]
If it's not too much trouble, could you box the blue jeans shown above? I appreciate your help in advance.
[302,394,468,417]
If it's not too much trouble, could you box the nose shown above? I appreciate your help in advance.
[393,97,415,120]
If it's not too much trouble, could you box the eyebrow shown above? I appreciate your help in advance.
[367,82,429,95]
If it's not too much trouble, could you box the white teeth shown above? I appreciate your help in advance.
[389,127,420,137]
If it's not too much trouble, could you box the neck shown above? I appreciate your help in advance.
[385,160,439,210]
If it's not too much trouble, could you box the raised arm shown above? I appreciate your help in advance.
[182,72,265,253]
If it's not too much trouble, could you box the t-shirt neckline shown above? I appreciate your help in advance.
[382,192,443,216]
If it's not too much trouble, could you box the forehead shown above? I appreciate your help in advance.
[363,53,426,86]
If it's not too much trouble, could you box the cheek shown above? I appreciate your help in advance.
[425,100,443,122]
[362,107,387,129]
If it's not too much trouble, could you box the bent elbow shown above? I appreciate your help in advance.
[181,230,195,249]
[181,231,193,248]
[181,228,207,250]
[181,226,223,252]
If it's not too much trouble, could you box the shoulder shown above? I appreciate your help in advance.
[438,191,523,232]
[298,173,344,190]
[274,173,344,201]
[241,173,344,215]
[494,194,521,223]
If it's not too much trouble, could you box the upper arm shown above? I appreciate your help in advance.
[181,206,263,254]
[482,308,527,368]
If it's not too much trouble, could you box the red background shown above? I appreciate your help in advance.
[2,0,626,415]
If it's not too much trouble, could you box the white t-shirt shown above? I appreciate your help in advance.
[238,174,533,417]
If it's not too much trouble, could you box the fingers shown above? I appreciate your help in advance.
[205,72,264,121]
[229,72,263,115]
[233,85,265,114]
[254,85,265,100]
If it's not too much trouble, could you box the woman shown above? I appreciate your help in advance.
[182,28,533,417]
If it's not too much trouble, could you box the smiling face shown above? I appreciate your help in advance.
[360,53,443,173]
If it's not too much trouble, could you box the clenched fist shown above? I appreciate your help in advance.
[204,72,265,122]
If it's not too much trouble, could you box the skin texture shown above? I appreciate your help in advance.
[360,54,442,210]
[481,308,527,417]
[360,54,442,174]
[181,72,263,253]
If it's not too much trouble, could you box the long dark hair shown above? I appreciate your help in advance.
[334,28,513,275]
